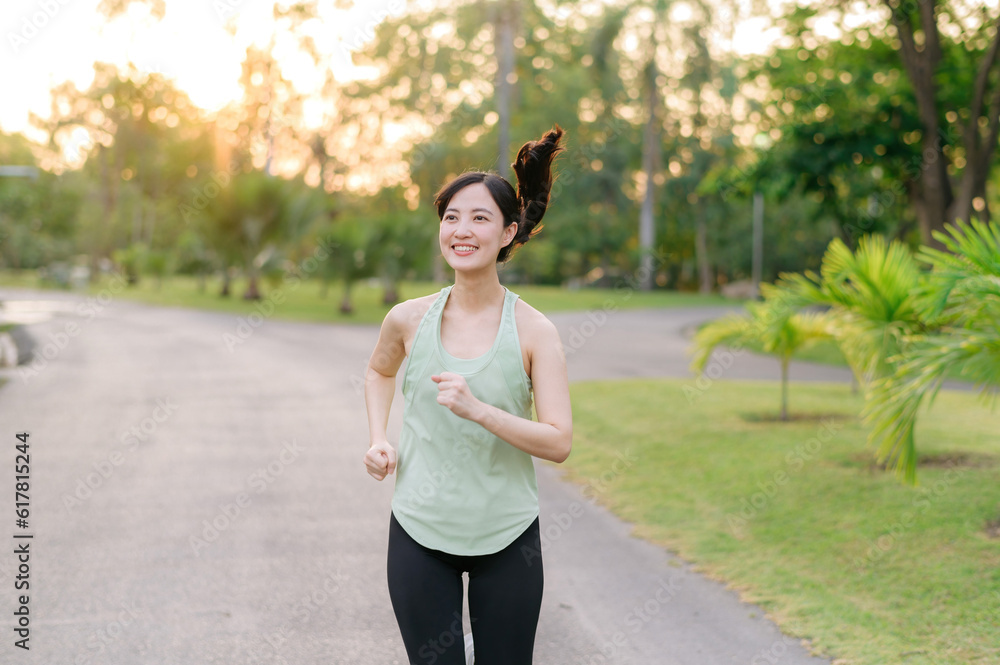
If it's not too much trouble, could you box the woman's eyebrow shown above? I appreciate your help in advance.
[444,207,494,215]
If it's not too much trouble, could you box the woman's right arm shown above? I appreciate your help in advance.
[363,303,409,481]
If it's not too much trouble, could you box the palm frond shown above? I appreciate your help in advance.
[690,314,755,373]
[862,221,1000,484]
[772,270,828,308]
[927,218,1000,276]
[690,287,835,377]
[864,328,1000,483]
[764,310,834,355]
[918,220,1000,325]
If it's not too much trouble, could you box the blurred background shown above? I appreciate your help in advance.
[1,3,999,664]
[1,0,995,309]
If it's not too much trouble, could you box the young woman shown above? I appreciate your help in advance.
[362,125,572,665]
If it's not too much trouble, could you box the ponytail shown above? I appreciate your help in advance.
[499,124,565,262]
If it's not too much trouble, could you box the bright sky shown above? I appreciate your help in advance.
[0,0,416,137]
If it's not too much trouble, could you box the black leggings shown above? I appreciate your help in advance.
[387,511,544,665]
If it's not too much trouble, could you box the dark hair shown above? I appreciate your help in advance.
[434,125,565,263]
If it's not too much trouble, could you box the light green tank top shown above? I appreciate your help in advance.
[391,284,538,555]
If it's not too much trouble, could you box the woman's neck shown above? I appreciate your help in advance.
[449,268,505,314]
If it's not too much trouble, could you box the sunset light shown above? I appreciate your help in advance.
[0,0,407,134]
[1,2,999,662]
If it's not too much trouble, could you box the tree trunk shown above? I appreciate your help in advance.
[780,355,789,421]
[695,217,712,294]
[638,60,659,292]
[433,253,447,284]
[99,146,120,239]
[243,271,262,301]
[340,280,355,314]
[917,131,952,246]
[494,0,516,180]
[952,19,1000,225]
[382,279,399,305]
[220,269,232,297]
[132,197,142,246]
[951,115,996,225]
[884,0,952,246]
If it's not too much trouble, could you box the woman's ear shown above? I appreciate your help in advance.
[502,221,518,248]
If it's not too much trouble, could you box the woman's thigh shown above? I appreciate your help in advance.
[387,513,467,665]
[467,517,544,665]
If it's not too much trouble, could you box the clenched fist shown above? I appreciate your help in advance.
[364,439,397,481]
[431,371,483,422]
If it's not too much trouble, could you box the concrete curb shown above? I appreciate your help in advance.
[0,331,15,367]
[0,324,34,367]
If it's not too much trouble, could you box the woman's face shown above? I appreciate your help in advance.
[439,182,517,271]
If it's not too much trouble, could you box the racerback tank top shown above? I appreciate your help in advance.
[391,284,538,555]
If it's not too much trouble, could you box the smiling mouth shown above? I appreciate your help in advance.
[452,245,479,252]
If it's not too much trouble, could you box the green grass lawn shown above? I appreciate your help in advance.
[0,271,731,324]
[560,378,1000,665]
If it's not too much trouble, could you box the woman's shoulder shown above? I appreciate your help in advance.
[384,290,445,334]
[512,296,560,342]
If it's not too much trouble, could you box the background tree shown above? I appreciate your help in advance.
[746,12,926,245]
[206,170,321,300]
[12,0,995,298]
[753,1,1000,246]
[0,132,80,270]
[364,187,436,304]
[671,3,745,292]
[30,63,210,275]
[320,215,376,314]
[881,0,1000,237]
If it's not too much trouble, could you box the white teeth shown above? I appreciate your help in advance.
[454,245,478,251]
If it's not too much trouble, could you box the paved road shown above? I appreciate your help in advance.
[0,288,836,664]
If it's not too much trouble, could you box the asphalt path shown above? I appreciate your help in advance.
[0,287,840,665]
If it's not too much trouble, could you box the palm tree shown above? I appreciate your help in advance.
[691,284,834,420]
[865,220,1000,483]
[775,235,925,389]
[321,217,376,314]
[362,187,435,305]
[208,171,322,300]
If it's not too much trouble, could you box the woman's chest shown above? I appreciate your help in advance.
[439,309,502,359]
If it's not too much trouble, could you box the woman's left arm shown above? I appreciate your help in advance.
[432,315,572,463]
